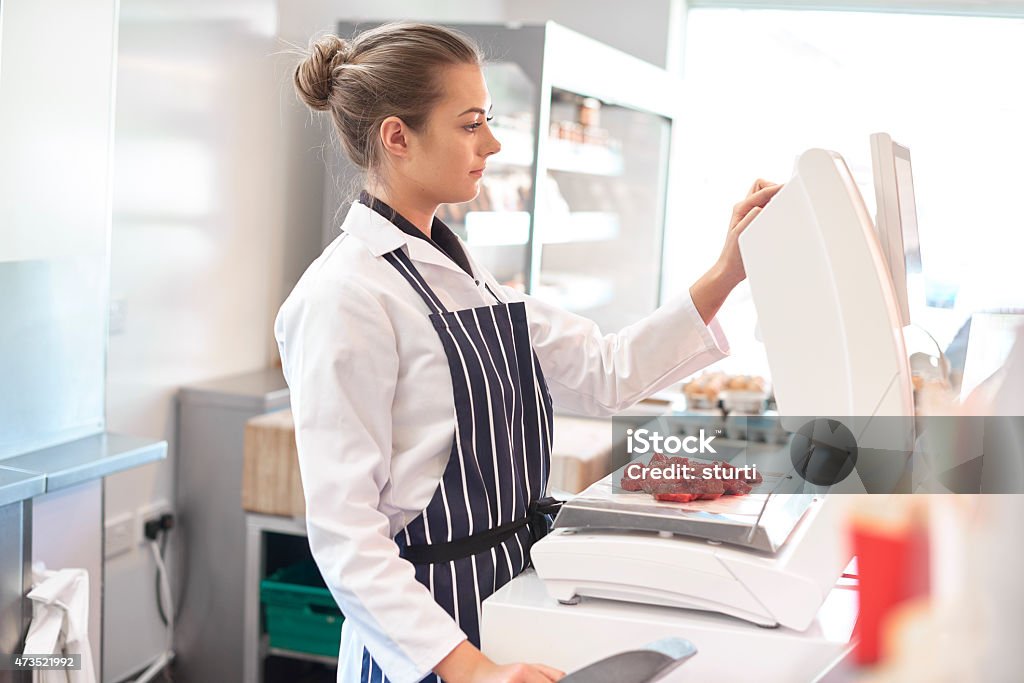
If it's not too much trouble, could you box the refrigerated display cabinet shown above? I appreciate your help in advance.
[324,21,682,333]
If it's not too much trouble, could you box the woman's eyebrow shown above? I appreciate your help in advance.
[457,105,493,116]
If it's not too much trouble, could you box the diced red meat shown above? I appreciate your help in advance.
[649,452,672,467]
[723,479,752,496]
[653,492,699,503]
[713,460,763,484]
[620,476,645,492]
[619,452,758,504]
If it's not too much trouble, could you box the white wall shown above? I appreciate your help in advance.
[103,1,283,679]
[1,0,120,676]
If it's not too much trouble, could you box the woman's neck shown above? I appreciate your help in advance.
[367,182,437,238]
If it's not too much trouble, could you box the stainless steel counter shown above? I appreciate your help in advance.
[0,432,166,501]
[0,469,45,508]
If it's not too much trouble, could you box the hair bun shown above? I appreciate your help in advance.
[294,34,348,111]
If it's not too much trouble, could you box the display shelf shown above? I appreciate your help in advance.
[539,211,620,244]
[547,138,624,176]
[463,211,531,245]
[534,272,614,312]
[490,128,624,176]
[489,127,534,167]
[460,211,621,247]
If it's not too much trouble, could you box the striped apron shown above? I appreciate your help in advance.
[359,248,558,683]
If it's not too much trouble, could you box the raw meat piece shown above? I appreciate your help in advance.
[723,479,753,496]
[620,476,645,492]
[686,460,753,495]
[653,492,699,503]
[639,470,725,498]
[713,460,763,484]
[618,452,756,503]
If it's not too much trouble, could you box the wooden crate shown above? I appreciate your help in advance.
[242,409,305,517]
[241,410,621,513]
[549,415,614,494]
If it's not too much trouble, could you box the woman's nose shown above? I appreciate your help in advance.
[485,127,502,156]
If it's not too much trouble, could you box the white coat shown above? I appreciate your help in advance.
[274,200,730,683]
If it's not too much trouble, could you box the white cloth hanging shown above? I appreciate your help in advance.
[24,563,97,683]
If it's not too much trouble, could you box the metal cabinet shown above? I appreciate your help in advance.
[325,21,683,334]
[174,368,289,682]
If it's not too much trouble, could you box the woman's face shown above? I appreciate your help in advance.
[402,64,502,206]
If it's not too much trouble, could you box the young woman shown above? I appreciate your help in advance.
[275,22,780,683]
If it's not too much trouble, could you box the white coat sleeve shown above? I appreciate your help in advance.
[503,287,730,417]
[274,280,467,683]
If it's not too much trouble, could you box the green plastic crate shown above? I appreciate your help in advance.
[260,560,344,657]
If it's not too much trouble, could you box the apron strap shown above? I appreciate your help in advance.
[382,249,449,315]
[399,497,563,565]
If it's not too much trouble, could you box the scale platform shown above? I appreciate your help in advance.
[553,454,813,553]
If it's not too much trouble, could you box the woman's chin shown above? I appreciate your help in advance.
[446,183,482,205]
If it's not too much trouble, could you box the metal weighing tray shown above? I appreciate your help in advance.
[552,467,814,553]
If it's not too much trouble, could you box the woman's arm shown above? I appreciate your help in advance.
[690,180,781,324]
[499,180,780,417]
[276,280,467,683]
[502,285,730,417]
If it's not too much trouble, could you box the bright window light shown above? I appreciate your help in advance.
[675,8,1024,370]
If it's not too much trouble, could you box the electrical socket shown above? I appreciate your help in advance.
[105,513,134,559]
[138,500,173,545]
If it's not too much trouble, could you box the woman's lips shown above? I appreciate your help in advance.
[469,168,485,177]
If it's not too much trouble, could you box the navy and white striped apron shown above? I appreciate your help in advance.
[359,248,557,683]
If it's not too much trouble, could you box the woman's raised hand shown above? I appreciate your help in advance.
[718,178,783,286]
[688,178,783,324]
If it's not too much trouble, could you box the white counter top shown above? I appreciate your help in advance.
[481,568,857,682]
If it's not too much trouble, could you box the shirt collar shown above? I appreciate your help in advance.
[340,201,404,256]
[342,196,477,277]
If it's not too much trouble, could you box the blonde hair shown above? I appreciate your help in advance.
[294,22,484,174]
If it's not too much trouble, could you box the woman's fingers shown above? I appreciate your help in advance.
[717,205,764,285]
[744,182,783,210]
[531,664,565,681]
[502,663,565,683]
[747,178,775,196]
[732,183,782,229]
[516,666,557,683]
[732,205,763,236]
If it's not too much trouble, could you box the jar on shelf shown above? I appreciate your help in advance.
[578,97,601,128]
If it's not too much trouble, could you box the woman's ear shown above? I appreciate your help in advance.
[379,116,410,161]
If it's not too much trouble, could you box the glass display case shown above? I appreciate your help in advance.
[326,22,681,333]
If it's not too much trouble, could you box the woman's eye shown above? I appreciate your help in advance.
[464,116,493,133]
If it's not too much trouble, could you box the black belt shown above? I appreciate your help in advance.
[398,497,563,566]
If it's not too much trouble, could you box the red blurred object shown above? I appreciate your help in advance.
[852,520,930,665]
